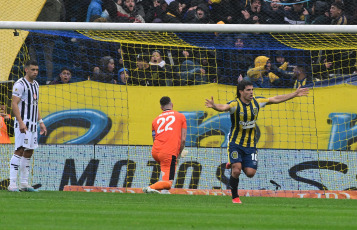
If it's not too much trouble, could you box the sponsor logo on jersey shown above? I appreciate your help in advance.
[239,120,256,129]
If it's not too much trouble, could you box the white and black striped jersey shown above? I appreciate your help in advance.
[12,77,40,133]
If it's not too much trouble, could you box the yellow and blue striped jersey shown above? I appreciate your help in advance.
[227,97,269,148]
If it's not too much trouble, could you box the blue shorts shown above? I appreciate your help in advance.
[228,144,258,170]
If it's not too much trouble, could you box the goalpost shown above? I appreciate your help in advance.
[0,22,356,197]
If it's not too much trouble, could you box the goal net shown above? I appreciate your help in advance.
[0,22,356,196]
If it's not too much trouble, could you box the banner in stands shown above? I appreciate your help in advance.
[38,82,357,150]
[0,145,356,191]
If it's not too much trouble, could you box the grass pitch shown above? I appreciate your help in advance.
[0,191,356,230]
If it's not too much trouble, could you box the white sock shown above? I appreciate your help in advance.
[9,154,21,188]
[19,156,31,188]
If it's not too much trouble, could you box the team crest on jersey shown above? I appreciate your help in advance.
[24,139,28,144]
[240,111,245,116]
[253,108,258,116]
[33,93,37,100]
[231,151,238,159]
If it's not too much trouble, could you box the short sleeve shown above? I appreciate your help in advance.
[228,101,238,114]
[12,82,24,98]
[256,98,269,108]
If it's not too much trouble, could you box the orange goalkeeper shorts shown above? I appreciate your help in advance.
[152,151,177,181]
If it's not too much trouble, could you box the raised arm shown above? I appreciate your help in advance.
[268,86,309,104]
[205,96,230,112]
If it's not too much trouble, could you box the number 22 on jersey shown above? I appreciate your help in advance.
[157,115,175,134]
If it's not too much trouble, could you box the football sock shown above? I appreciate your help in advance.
[150,181,172,190]
[230,176,240,199]
[19,156,31,187]
[9,154,21,188]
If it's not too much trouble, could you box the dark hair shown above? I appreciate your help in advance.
[236,79,253,98]
[152,49,162,55]
[24,60,38,68]
[99,56,114,72]
[331,2,344,11]
[60,67,72,75]
[160,96,171,106]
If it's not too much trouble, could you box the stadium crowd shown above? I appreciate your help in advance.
[59,0,357,25]
[19,0,357,88]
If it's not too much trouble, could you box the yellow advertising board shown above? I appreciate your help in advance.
[39,82,357,150]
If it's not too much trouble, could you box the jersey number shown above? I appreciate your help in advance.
[251,153,257,161]
[157,116,175,134]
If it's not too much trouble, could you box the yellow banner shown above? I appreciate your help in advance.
[39,82,357,150]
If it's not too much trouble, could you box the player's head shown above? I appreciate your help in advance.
[24,60,39,81]
[160,96,173,111]
[237,80,254,102]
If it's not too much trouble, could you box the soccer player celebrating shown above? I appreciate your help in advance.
[205,80,309,203]
[8,60,47,192]
[143,96,187,194]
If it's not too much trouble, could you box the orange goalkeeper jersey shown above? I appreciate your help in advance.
[152,110,187,156]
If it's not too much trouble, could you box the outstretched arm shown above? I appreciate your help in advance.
[268,86,309,104]
[205,96,230,112]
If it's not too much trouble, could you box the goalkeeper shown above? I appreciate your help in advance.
[205,80,309,203]
[143,96,187,194]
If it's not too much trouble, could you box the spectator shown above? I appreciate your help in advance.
[185,3,212,23]
[49,67,74,84]
[183,0,204,22]
[240,0,265,24]
[179,50,207,85]
[247,56,283,88]
[102,0,121,21]
[304,1,330,25]
[284,0,306,24]
[210,0,243,24]
[262,0,285,24]
[130,52,152,85]
[115,0,145,22]
[29,0,66,84]
[290,65,312,88]
[312,57,333,80]
[330,1,347,25]
[272,51,292,73]
[91,56,116,83]
[117,68,130,85]
[200,51,217,83]
[217,36,254,85]
[145,0,167,22]
[149,50,175,86]
[162,1,184,23]
[338,0,356,19]
[86,0,103,22]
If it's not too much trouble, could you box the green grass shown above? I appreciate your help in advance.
[0,191,356,230]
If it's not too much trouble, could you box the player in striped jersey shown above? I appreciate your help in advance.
[8,60,47,192]
[205,80,309,203]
